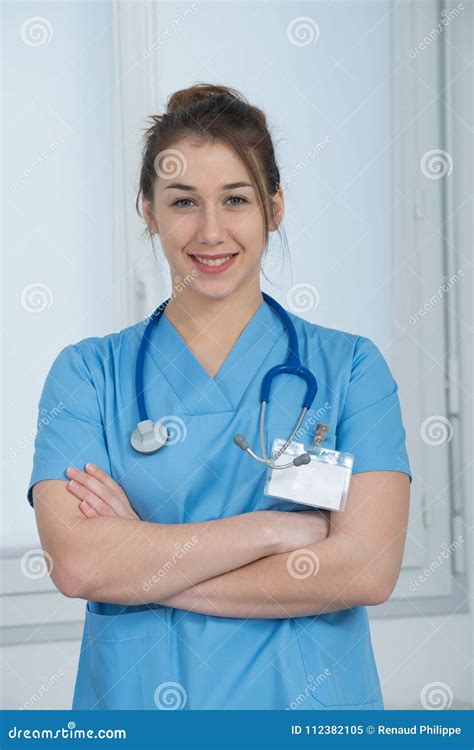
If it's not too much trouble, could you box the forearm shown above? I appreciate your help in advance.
[66,512,278,604]
[157,534,368,618]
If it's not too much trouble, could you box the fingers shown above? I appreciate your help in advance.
[68,481,114,516]
[79,500,100,517]
[66,465,139,520]
[84,463,128,501]
[66,468,118,516]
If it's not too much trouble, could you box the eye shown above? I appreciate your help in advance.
[172,198,194,208]
[226,195,248,206]
[171,195,249,209]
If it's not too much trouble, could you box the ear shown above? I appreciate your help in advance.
[142,198,159,235]
[268,186,284,232]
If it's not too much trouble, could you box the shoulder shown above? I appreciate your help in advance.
[44,320,145,392]
[285,308,381,369]
[55,320,144,369]
[283,309,396,406]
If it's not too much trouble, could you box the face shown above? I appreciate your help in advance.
[143,138,284,302]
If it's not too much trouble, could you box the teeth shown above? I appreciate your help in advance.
[194,255,233,267]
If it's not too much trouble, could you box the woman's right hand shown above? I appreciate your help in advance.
[263,509,331,554]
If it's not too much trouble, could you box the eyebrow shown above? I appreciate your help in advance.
[164,181,254,191]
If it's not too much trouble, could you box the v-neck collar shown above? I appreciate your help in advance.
[140,299,286,415]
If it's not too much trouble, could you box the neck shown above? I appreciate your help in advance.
[163,283,264,341]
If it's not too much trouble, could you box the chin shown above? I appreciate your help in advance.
[193,281,241,302]
[198,287,236,301]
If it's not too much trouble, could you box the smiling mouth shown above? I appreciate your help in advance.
[188,253,238,268]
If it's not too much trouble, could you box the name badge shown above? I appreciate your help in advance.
[264,429,353,511]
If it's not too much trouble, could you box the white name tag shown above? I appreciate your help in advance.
[264,438,354,511]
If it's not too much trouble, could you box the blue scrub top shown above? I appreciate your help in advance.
[28,298,411,710]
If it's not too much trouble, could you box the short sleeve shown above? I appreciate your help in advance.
[335,336,412,483]
[27,343,112,507]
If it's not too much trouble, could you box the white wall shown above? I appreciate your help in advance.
[2,2,118,548]
[370,0,472,709]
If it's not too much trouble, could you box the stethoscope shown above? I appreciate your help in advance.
[130,292,318,469]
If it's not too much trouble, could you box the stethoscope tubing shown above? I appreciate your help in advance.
[132,293,317,466]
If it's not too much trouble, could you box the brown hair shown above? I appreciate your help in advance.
[135,83,286,258]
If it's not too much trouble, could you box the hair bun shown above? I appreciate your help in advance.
[166,83,246,114]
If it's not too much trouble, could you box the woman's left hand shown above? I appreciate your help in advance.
[66,464,140,520]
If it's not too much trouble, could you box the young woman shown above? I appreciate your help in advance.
[29,83,411,711]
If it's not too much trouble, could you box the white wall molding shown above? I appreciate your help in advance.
[112,0,164,327]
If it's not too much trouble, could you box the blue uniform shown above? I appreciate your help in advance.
[28,299,412,710]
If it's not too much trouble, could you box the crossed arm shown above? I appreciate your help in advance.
[157,470,410,617]
[34,465,409,619]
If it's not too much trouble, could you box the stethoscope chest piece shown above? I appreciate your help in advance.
[130,420,168,454]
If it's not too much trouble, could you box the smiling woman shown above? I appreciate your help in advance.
[28,82,411,711]
[134,85,287,373]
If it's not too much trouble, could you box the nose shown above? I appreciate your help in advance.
[195,204,226,246]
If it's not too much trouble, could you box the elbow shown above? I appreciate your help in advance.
[360,575,398,606]
[363,585,391,607]
[53,565,86,600]
[53,559,100,601]
[346,542,403,606]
